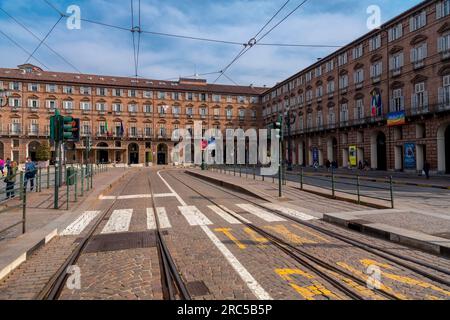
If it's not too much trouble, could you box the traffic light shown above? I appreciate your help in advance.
[274,115,283,140]
[50,115,60,142]
[62,117,80,142]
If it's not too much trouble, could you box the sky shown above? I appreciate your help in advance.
[0,0,423,87]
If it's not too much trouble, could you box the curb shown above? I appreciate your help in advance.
[0,168,131,282]
[323,213,450,258]
[185,170,269,202]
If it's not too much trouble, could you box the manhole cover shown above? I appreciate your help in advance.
[186,281,210,297]
[85,231,156,253]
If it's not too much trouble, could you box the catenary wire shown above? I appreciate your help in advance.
[25,15,63,64]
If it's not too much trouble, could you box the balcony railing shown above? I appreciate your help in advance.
[28,127,39,136]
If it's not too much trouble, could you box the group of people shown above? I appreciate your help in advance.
[1,157,37,200]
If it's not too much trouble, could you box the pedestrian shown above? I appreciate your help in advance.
[24,157,37,191]
[358,160,363,170]
[4,160,17,199]
[0,158,4,176]
[325,159,331,172]
[423,161,431,180]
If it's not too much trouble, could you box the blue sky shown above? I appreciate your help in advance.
[0,0,423,86]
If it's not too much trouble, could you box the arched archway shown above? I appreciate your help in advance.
[128,143,139,165]
[97,142,109,164]
[326,137,338,163]
[28,141,41,162]
[376,132,387,170]
[437,123,450,173]
[157,143,168,165]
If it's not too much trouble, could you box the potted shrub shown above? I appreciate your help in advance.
[36,142,51,168]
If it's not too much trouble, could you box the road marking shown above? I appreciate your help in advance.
[156,207,172,229]
[219,205,251,223]
[215,228,247,249]
[60,211,101,236]
[244,227,269,246]
[147,208,157,230]
[99,193,177,200]
[236,204,286,223]
[178,206,213,226]
[101,209,132,234]
[159,170,271,300]
[99,195,116,200]
[157,171,187,206]
[208,205,242,224]
[201,225,272,300]
[290,224,330,243]
[266,225,316,244]
[275,268,341,300]
[260,203,317,221]
[118,194,152,200]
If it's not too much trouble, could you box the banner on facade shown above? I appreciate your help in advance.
[370,89,383,117]
[404,143,416,170]
[349,146,357,167]
[387,111,406,126]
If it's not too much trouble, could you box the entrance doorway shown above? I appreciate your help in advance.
[446,126,450,174]
[28,141,41,162]
[128,143,139,165]
[157,144,168,165]
[376,132,387,170]
[97,142,109,163]
[0,142,3,160]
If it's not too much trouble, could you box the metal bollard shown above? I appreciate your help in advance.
[300,168,304,190]
[22,186,26,234]
[19,171,24,201]
[331,169,336,198]
[39,168,42,192]
[80,168,84,197]
[390,176,394,209]
[74,171,78,202]
[253,165,256,180]
[47,166,50,189]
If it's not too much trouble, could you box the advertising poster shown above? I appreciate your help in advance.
[349,146,357,167]
[404,143,416,169]
[312,147,319,163]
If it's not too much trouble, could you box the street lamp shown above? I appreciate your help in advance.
[0,88,11,108]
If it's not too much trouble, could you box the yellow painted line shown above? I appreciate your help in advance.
[336,262,408,300]
[360,259,450,297]
[214,228,246,250]
[315,265,386,300]
[244,227,269,247]
[265,225,316,245]
[275,269,341,300]
[290,224,330,243]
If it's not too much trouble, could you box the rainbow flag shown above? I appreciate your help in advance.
[387,111,406,127]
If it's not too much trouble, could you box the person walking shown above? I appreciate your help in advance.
[24,157,37,192]
[4,160,17,199]
[0,158,4,176]
[423,161,431,180]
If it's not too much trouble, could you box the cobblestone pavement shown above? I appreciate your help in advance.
[0,168,449,300]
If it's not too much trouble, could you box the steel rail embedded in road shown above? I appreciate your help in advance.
[183,171,450,286]
[34,169,141,300]
[166,171,401,300]
[146,173,191,301]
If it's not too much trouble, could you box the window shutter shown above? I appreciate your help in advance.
[437,2,443,19]
[410,17,414,32]
[421,10,427,26]
[398,24,403,38]
[443,75,450,86]
[399,52,404,66]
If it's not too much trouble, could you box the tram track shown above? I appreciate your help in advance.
[166,171,401,300]
[182,171,450,282]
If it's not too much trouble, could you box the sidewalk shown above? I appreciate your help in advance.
[0,167,135,280]
[187,168,450,257]
[293,167,450,189]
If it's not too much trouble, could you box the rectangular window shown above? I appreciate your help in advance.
[369,34,381,51]
[328,108,336,125]
[437,0,450,19]
[9,98,21,107]
[390,52,404,71]
[438,33,450,53]
[97,87,107,96]
[305,71,313,82]
[47,100,57,109]
[238,96,246,103]
[63,101,73,109]
[410,10,427,32]
[64,86,74,94]
[354,69,364,84]
[28,99,39,108]
[158,91,165,99]
[81,102,91,110]
[96,103,107,111]
[355,99,364,119]
[128,104,138,113]
[46,84,57,93]
[391,89,404,112]
[28,83,39,92]
[186,92,193,101]
[388,23,403,42]
[339,75,349,88]
[371,62,383,78]
[325,60,334,73]
[340,104,349,122]
[316,86,323,98]
[411,43,428,63]
[128,89,137,98]
[226,95,233,103]
[172,92,180,100]
[338,52,348,66]
[315,66,322,77]
[112,89,122,97]
[80,87,91,95]
[144,104,153,113]
[143,91,153,98]
[9,82,21,91]
[353,44,363,59]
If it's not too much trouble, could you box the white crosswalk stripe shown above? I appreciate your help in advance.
[208,205,242,224]
[156,207,172,229]
[101,209,133,234]
[260,203,317,221]
[60,211,101,236]
[178,206,213,226]
[147,208,157,230]
[236,204,286,223]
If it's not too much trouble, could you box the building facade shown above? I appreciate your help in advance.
[0,65,264,165]
[262,0,450,174]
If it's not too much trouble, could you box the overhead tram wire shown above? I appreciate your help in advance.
[0,29,49,69]
[213,0,310,84]
[131,0,137,77]
[25,15,63,64]
[136,0,142,78]
[0,7,82,74]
